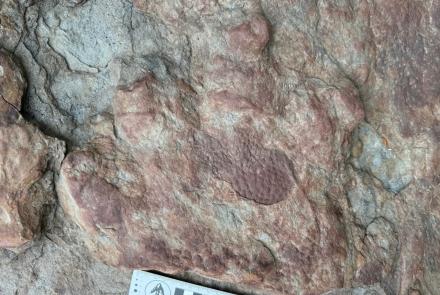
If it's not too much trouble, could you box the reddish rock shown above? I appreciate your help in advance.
[113,77,162,146]
[226,15,271,58]
[57,76,350,294]
[193,131,295,205]
[0,51,64,249]
[206,56,275,112]
[0,1,439,294]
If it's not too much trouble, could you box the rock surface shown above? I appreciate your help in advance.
[0,50,64,249]
[0,0,439,294]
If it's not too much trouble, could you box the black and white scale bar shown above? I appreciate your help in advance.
[128,270,235,295]
[173,288,202,295]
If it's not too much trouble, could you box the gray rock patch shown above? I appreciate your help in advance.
[351,123,412,193]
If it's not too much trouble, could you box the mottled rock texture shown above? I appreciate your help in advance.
[0,0,439,295]
[0,50,64,249]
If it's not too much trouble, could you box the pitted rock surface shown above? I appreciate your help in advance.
[0,1,439,295]
[194,132,295,205]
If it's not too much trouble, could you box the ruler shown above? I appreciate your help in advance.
[128,270,235,295]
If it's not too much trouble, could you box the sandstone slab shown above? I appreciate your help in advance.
[57,76,351,294]
[0,0,438,294]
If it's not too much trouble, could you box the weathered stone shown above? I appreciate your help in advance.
[351,123,412,193]
[57,76,348,294]
[226,15,270,59]
[0,50,25,116]
[193,132,295,205]
[0,0,439,294]
[347,183,377,227]
[0,1,23,51]
[322,285,386,295]
[357,218,398,283]
[0,51,65,249]
[421,214,440,293]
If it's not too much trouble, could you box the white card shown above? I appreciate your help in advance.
[128,270,236,295]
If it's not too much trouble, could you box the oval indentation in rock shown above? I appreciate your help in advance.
[194,133,295,205]
[230,146,294,205]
